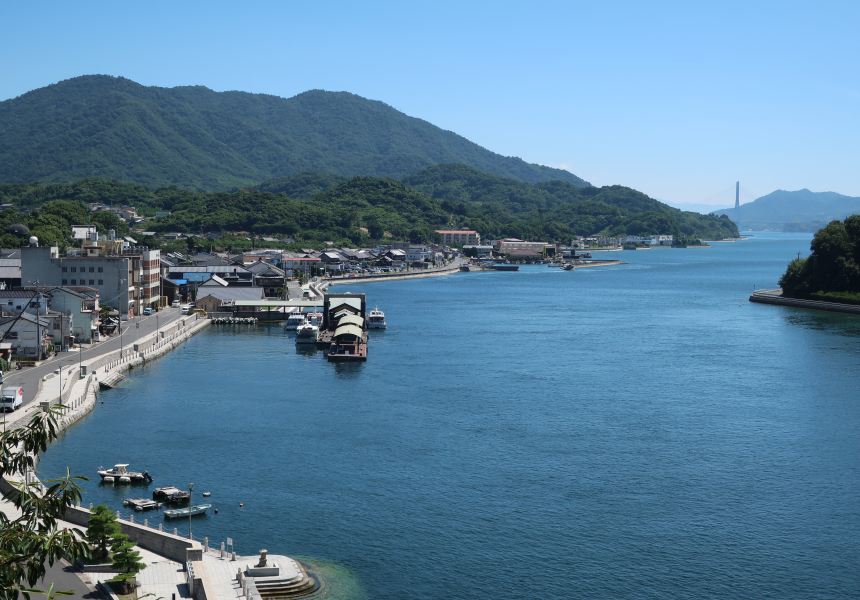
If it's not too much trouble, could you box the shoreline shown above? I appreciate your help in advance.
[750,289,860,316]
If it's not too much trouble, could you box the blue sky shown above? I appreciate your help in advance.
[1,1,857,207]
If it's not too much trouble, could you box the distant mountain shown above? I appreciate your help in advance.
[0,75,590,191]
[661,200,730,215]
[713,189,860,224]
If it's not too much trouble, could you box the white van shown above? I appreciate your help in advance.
[171,300,181,308]
[181,305,191,315]
[1,387,24,412]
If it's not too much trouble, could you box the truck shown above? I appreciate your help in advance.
[1,387,24,412]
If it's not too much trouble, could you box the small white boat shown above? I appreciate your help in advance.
[547,262,563,267]
[368,307,386,329]
[283,311,306,331]
[98,464,152,483]
[163,504,212,519]
[295,321,319,344]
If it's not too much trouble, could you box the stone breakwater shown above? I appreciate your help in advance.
[750,289,860,316]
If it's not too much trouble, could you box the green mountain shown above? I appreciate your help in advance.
[713,189,860,225]
[402,163,738,241]
[0,75,589,191]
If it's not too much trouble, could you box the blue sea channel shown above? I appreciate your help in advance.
[38,232,860,599]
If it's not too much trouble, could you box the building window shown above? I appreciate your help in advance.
[52,323,60,330]
[89,267,95,273]
[70,267,76,272]
[70,279,76,285]
[62,266,67,272]
[89,279,95,285]
[98,267,103,272]
[62,279,67,285]
[5,332,16,339]
[98,279,103,285]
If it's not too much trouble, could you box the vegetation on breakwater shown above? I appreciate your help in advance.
[779,215,860,302]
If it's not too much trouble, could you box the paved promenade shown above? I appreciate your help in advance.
[3,307,185,409]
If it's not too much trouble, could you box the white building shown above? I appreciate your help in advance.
[650,235,673,246]
[435,230,481,245]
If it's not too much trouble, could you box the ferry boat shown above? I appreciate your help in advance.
[163,504,212,519]
[283,311,306,331]
[295,321,320,344]
[368,307,387,329]
[98,464,153,484]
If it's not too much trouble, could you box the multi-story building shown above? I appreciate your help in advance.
[494,239,552,254]
[435,230,481,245]
[21,241,161,318]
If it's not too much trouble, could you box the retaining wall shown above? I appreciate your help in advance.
[63,504,201,564]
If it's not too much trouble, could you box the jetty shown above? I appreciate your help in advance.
[750,289,860,316]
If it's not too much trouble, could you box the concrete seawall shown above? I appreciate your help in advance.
[325,262,462,286]
[750,289,860,315]
[62,504,201,564]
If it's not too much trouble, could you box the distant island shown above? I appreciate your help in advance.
[779,215,860,303]
[713,189,860,232]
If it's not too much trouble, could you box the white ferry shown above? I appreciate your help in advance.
[368,307,387,329]
[295,320,320,344]
[283,311,306,331]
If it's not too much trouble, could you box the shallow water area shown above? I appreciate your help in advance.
[38,233,860,599]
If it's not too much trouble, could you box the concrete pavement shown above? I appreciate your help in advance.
[2,308,185,408]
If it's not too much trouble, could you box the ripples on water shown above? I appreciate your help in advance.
[39,233,860,599]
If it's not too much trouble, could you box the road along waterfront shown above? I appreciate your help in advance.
[36,232,860,600]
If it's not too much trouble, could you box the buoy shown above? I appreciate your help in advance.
[119,476,131,483]
[214,508,218,514]
[104,476,114,483]
[239,503,243,507]
[203,492,210,497]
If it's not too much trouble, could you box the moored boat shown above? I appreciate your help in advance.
[98,464,152,483]
[295,321,320,344]
[283,311,306,331]
[368,307,386,329]
[163,504,212,519]
[563,263,575,271]
[123,497,160,511]
[152,486,190,504]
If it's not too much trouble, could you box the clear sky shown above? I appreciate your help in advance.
[1,0,857,206]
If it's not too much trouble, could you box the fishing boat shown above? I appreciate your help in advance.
[98,464,153,484]
[283,311,306,331]
[152,486,190,504]
[367,307,386,329]
[123,497,160,511]
[163,504,212,519]
[295,320,320,344]
[563,263,575,271]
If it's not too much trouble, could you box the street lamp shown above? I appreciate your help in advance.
[188,482,194,539]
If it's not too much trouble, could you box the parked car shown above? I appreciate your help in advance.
[143,308,153,315]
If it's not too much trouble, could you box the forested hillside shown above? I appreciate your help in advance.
[0,75,589,190]
[402,164,738,241]
[0,166,739,249]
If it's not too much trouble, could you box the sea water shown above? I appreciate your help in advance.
[39,232,860,599]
